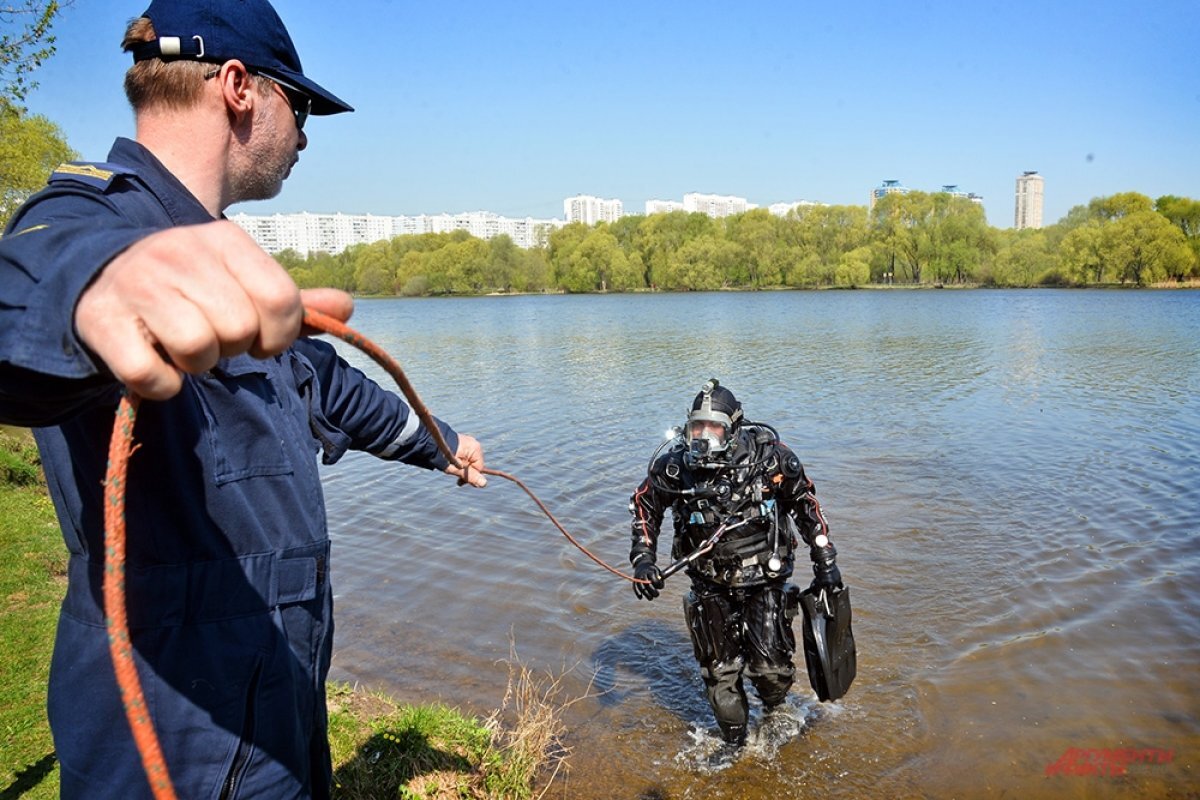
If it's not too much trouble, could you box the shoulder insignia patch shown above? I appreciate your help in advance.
[48,162,128,191]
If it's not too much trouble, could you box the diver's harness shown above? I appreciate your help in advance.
[649,421,798,587]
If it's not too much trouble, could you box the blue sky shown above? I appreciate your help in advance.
[15,0,1200,228]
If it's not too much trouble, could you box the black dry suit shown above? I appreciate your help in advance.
[629,423,835,744]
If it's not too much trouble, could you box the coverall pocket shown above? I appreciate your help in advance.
[191,356,294,484]
[48,614,273,799]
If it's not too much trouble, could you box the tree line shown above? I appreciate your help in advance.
[277,191,1200,295]
[2,4,1197,293]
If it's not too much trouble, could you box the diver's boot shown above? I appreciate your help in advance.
[719,723,747,747]
[705,724,747,770]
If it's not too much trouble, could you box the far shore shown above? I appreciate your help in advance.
[346,279,1200,300]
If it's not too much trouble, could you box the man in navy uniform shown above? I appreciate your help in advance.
[0,1,486,797]
[628,380,843,746]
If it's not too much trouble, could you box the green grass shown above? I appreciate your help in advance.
[0,429,42,487]
[0,432,566,799]
[327,651,574,799]
[0,433,63,799]
[328,683,493,799]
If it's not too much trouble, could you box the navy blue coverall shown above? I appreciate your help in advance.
[0,138,461,799]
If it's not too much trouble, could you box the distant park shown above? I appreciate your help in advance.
[275,192,1200,296]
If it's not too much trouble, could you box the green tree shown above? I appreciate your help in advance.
[351,241,394,295]
[1088,192,1153,222]
[989,229,1058,286]
[485,234,518,291]
[835,245,872,287]
[395,250,430,296]
[1038,205,1089,257]
[0,98,75,227]
[1103,210,1194,285]
[1,1,68,104]
[274,248,305,271]
[637,211,715,287]
[547,222,590,289]
[871,191,937,284]
[309,251,356,291]
[785,204,870,280]
[438,238,490,293]
[1059,221,1108,284]
[724,208,781,287]
[511,246,551,293]
[607,214,643,252]
[656,235,724,290]
[1155,195,1200,279]
[782,248,824,287]
[1155,195,1200,239]
[928,195,993,284]
[559,228,640,292]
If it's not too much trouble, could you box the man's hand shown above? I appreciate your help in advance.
[810,539,843,591]
[632,560,665,601]
[811,561,843,591]
[75,221,352,400]
[444,433,487,487]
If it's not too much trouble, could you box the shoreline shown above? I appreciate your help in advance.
[351,279,1200,300]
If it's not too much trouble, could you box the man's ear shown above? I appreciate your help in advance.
[214,59,256,123]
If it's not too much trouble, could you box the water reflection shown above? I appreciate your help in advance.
[322,290,1200,798]
[592,620,709,723]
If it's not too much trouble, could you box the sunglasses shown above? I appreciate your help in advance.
[261,73,311,131]
[204,67,312,130]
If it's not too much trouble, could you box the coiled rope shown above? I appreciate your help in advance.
[103,307,645,799]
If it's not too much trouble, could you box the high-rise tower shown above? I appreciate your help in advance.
[1015,171,1045,229]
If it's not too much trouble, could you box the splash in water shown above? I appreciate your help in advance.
[674,694,827,772]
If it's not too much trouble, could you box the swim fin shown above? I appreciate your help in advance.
[799,584,857,702]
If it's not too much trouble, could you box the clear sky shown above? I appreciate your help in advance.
[14,0,1200,228]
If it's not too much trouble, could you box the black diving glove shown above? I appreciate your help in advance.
[810,540,843,591]
[632,560,665,601]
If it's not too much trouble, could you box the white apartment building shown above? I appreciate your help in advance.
[1014,171,1045,229]
[768,200,822,217]
[647,195,814,218]
[645,199,686,215]
[563,194,623,225]
[683,192,752,218]
[229,210,563,255]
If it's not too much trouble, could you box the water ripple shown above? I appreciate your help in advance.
[320,290,1200,798]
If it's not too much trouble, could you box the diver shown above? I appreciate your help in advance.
[627,379,853,745]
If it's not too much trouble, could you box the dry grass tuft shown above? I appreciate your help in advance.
[480,643,583,799]
[329,642,584,799]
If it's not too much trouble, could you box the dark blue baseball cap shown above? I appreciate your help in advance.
[127,0,353,115]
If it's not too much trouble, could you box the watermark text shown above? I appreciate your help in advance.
[1045,747,1174,777]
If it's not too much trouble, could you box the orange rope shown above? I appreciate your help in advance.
[102,307,645,797]
[104,393,177,800]
[301,308,642,583]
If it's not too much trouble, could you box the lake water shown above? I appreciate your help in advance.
[318,289,1199,799]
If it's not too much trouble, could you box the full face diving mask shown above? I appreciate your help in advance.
[683,379,741,468]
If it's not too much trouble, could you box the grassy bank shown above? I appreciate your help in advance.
[0,433,62,800]
[0,432,565,799]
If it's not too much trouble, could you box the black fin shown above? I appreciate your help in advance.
[799,584,857,702]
